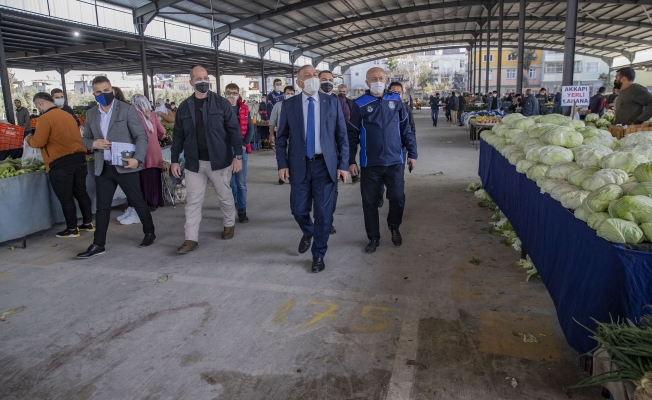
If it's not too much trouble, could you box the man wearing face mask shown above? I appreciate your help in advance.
[27,92,93,239]
[319,71,350,121]
[266,78,285,118]
[447,91,459,126]
[225,83,254,223]
[276,65,349,273]
[348,68,417,254]
[51,88,81,126]
[78,76,155,258]
[613,67,652,125]
[337,84,354,112]
[487,91,501,112]
[171,66,243,255]
[269,86,295,147]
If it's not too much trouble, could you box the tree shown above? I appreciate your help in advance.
[599,72,613,91]
[509,49,538,87]
[417,65,434,89]
[383,56,398,72]
[452,72,467,91]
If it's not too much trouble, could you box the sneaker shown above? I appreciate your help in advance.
[78,223,95,232]
[56,228,80,238]
[120,212,141,225]
[117,208,132,221]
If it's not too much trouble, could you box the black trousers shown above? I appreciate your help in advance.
[361,164,405,240]
[48,162,93,229]
[94,165,154,246]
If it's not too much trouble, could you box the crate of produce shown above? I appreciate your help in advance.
[609,124,652,140]
[0,123,25,151]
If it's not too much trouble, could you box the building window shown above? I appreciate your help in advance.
[586,62,599,73]
[483,54,494,62]
[355,72,359,76]
[460,60,465,68]
[545,62,563,73]
[529,69,536,79]
[506,69,516,79]
[507,53,517,61]
[574,61,582,73]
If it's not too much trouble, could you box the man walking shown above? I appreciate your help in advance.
[348,67,417,254]
[78,76,155,258]
[225,83,254,223]
[15,100,30,133]
[276,65,349,273]
[267,78,284,117]
[522,89,540,117]
[51,88,81,126]
[448,91,459,126]
[428,93,440,126]
[337,84,354,112]
[171,66,243,254]
[457,92,466,126]
[27,92,93,238]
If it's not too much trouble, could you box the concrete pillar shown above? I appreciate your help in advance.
[562,0,579,115]
[516,0,525,94]
[497,0,504,95]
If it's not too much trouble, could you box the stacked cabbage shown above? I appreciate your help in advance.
[483,113,652,244]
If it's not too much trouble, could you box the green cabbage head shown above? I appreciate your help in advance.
[585,184,624,212]
[609,195,652,224]
[596,218,644,244]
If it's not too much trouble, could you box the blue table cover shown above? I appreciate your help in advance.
[479,139,652,353]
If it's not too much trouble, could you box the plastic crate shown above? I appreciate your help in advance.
[0,123,25,151]
[609,124,652,140]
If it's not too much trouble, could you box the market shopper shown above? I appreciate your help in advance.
[112,87,127,102]
[171,66,243,254]
[589,87,607,117]
[457,92,466,126]
[267,78,284,117]
[488,91,502,111]
[320,70,350,120]
[522,89,539,117]
[269,85,295,185]
[275,64,349,273]
[607,88,619,105]
[614,67,652,125]
[30,109,38,119]
[15,100,30,133]
[51,88,81,126]
[348,67,417,254]
[78,76,156,259]
[27,92,93,238]
[337,84,354,112]
[429,93,440,126]
[447,91,459,126]
[225,83,254,224]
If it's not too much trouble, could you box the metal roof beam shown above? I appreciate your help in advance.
[503,15,652,30]
[6,41,140,60]
[133,0,183,25]
[522,29,652,47]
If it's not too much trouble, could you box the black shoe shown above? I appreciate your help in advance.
[140,233,156,247]
[278,179,285,185]
[298,236,312,254]
[312,257,325,273]
[365,239,380,254]
[433,122,436,126]
[391,229,402,246]
[238,209,249,223]
[77,223,95,232]
[352,176,360,183]
[56,228,80,238]
[77,244,105,258]
[378,198,384,208]
[330,225,336,234]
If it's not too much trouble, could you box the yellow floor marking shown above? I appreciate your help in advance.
[273,299,295,325]
[301,301,339,329]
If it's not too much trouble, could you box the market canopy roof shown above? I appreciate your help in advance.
[105,0,652,67]
[0,6,292,76]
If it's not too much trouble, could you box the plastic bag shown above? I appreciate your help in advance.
[21,137,43,166]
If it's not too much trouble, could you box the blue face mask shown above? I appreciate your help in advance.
[95,92,115,107]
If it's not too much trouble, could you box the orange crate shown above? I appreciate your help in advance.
[609,124,652,140]
[0,123,25,151]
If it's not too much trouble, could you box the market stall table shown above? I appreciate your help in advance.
[479,138,652,354]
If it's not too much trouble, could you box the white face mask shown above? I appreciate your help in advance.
[54,98,65,107]
[301,78,320,95]
[227,94,239,101]
[285,94,294,100]
[369,81,385,95]
[275,85,282,92]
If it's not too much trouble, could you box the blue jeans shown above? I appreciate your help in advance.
[431,107,439,125]
[230,152,248,210]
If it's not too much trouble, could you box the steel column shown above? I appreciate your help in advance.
[497,0,504,95]
[0,16,14,124]
[478,28,483,94]
[474,40,478,94]
[291,65,295,87]
[150,68,155,102]
[516,0,525,94]
[562,0,579,115]
[485,3,491,94]
[136,16,150,101]
[58,67,68,105]
[215,48,221,94]
[261,59,266,97]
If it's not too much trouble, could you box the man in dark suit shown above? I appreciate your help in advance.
[78,76,155,258]
[276,65,349,273]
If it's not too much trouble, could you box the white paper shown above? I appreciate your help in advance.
[561,85,590,107]
[111,142,136,166]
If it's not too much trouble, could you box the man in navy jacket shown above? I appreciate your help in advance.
[348,67,417,254]
[276,65,349,273]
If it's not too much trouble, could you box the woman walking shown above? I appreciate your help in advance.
[118,95,166,224]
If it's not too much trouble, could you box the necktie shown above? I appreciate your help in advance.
[306,97,315,159]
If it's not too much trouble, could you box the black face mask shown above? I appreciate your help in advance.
[195,81,210,94]
[614,79,622,90]
[320,81,334,93]
[337,93,346,98]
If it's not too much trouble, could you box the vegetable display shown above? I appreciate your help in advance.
[483,113,652,244]
[0,157,45,179]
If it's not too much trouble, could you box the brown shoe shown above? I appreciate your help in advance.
[222,226,235,240]
[177,240,198,254]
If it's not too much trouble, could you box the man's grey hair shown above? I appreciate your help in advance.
[526,89,532,96]
[297,64,313,77]
[338,84,347,89]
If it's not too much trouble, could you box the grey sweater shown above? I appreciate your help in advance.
[615,83,652,125]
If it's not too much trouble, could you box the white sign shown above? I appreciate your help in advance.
[561,85,590,107]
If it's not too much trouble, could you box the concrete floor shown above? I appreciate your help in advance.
[0,111,603,400]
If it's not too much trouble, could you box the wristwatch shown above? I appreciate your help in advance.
[137,160,143,167]
[235,155,243,160]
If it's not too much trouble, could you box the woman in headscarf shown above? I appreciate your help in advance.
[117,94,166,224]
[154,97,175,127]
